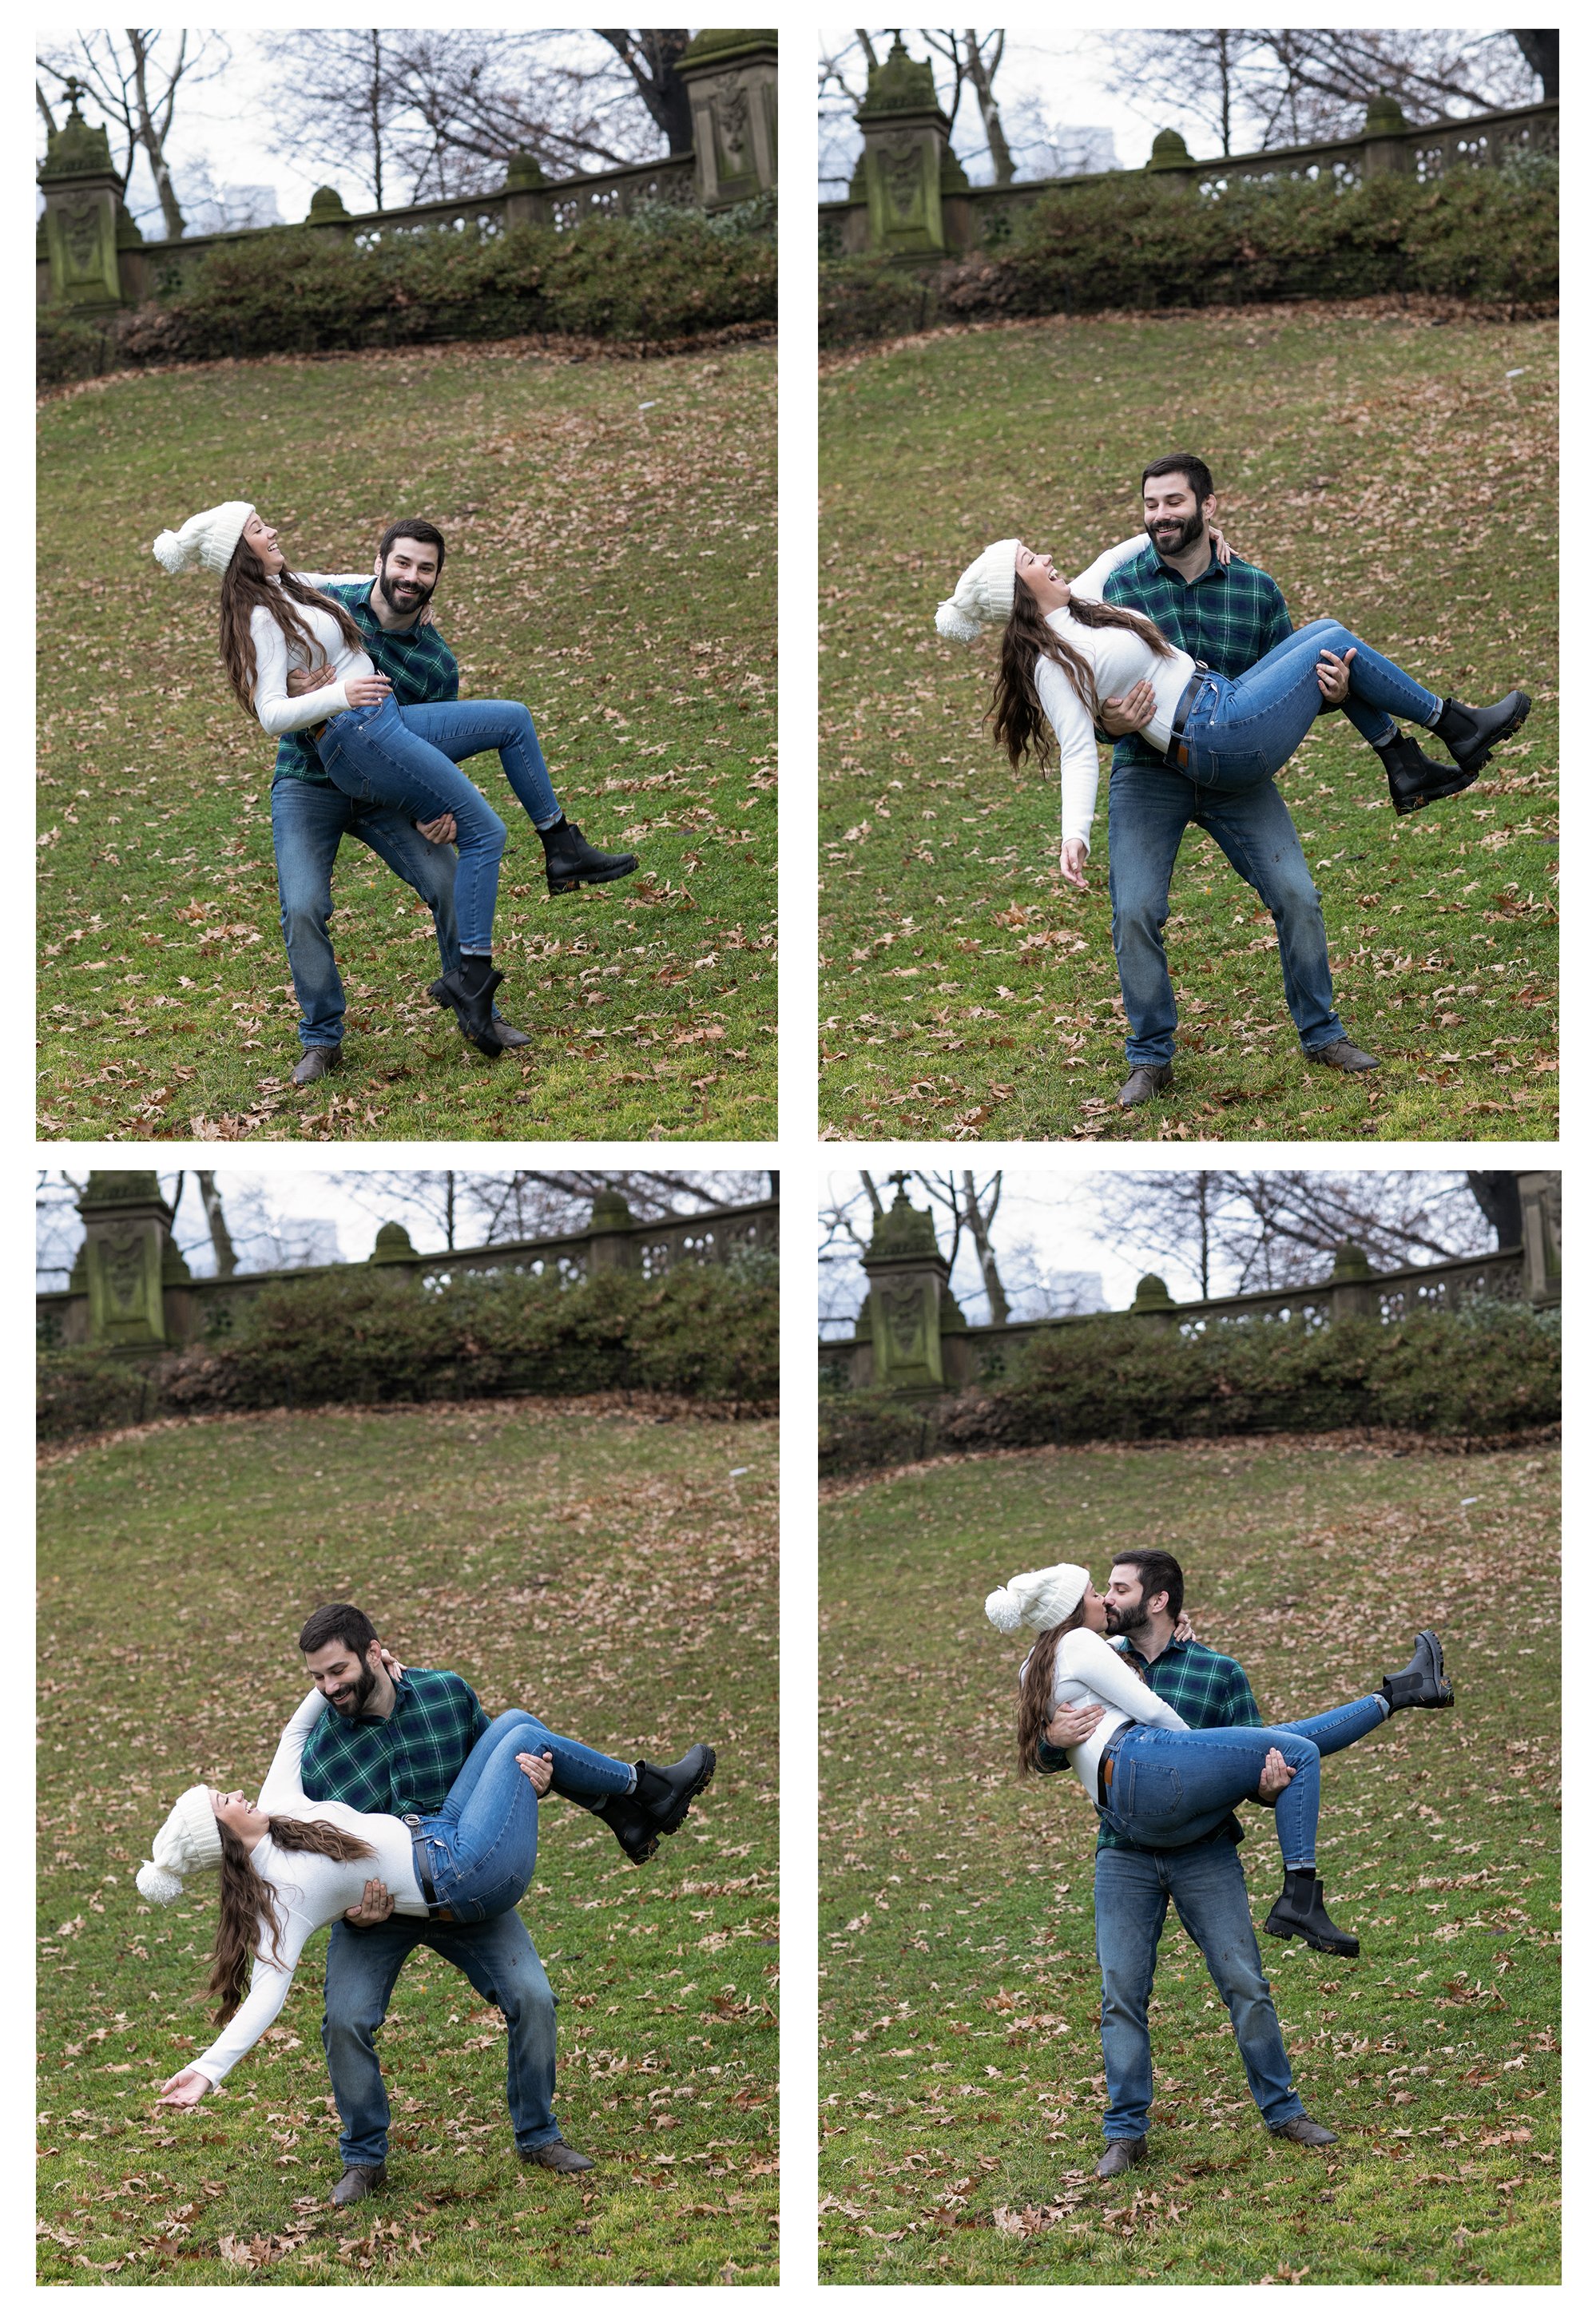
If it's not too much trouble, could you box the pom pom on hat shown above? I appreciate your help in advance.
[139,1783,225,1905]
[137,1860,187,1905]
[985,1563,1090,1635]
[153,500,256,577]
[935,538,1021,643]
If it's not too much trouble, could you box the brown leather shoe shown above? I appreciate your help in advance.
[329,2161,387,2206]
[1118,1063,1173,1109]
[292,1045,340,1086]
[491,1015,532,1050]
[521,2137,594,2174]
[1269,2114,1337,2147]
[1095,2136,1147,2178]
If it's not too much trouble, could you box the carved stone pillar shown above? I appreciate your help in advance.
[588,1189,637,1273]
[76,1171,188,1349]
[857,1181,963,1389]
[853,36,961,258]
[368,1221,416,1265]
[38,85,133,312]
[1361,94,1413,177]
[1129,1273,1178,1334]
[678,30,778,210]
[1328,1241,1379,1320]
[502,149,550,230]
[1517,1173,1561,1306]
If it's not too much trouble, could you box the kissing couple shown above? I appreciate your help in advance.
[139,1603,714,2203]
[986,1551,1451,2174]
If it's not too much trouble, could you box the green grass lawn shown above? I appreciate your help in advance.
[38,339,776,1140]
[820,305,1558,1140]
[820,1435,1558,2282]
[38,1400,778,2284]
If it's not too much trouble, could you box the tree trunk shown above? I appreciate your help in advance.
[960,1170,1010,1324]
[37,81,58,137]
[598,30,693,155]
[196,1172,238,1277]
[962,30,1014,185]
[129,30,188,240]
[860,1170,884,1216]
[1512,30,1558,100]
[1466,1172,1524,1249]
[370,30,385,210]
[856,30,880,73]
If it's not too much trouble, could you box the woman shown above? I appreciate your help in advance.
[153,499,637,1055]
[936,533,1532,887]
[986,1563,1452,1957]
[140,1689,714,2107]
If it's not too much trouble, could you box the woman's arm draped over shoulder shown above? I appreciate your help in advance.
[1057,1630,1189,1729]
[1067,534,1147,606]
[257,1690,327,1816]
[248,606,355,738]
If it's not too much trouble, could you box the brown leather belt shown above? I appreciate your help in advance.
[306,719,329,745]
[1162,665,1209,773]
[1097,1740,1120,1810]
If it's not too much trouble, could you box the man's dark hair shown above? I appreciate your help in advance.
[1141,454,1215,508]
[299,1602,379,1658]
[1110,1551,1185,1622]
[378,518,446,574]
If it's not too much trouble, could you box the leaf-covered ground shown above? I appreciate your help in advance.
[38,339,776,1140]
[820,304,1558,1140]
[820,1435,1559,2282]
[38,1400,778,2284]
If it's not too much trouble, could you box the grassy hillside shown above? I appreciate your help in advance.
[820,1436,1558,2282]
[38,340,776,1140]
[819,306,1557,1140]
[38,1401,777,2284]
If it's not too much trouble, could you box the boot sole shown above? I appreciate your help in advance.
[427,981,504,1059]
[1393,766,1480,815]
[1447,693,1531,775]
[546,860,640,895]
[1264,1915,1360,1958]
[654,1748,717,1839]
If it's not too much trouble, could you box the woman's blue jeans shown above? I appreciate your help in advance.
[1181,617,1444,791]
[412,1710,633,1924]
[1098,1694,1390,1872]
[315,696,561,952]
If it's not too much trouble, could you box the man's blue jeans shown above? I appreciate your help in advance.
[1107,764,1347,1065]
[1095,1833,1305,2139]
[414,1710,634,1924]
[316,697,561,953]
[271,775,461,1052]
[322,1911,563,2165]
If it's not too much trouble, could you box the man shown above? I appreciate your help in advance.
[1093,455,1454,1110]
[273,519,633,1085]
[1037,1550,1338,2174]
[292,1602,595,2203]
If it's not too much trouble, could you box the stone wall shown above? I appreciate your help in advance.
[39,1176,778,1353]
[38,33,777,313]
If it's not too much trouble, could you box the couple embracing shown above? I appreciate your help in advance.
[153,498,638,1078]
[141,1603,713,2204]
[986,1550,1452,2174]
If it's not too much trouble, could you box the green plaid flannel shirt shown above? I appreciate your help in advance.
[298,1666,490,1817]
[1101,542,1295,773]
[274,577,459,786]
[1037,1632,1264,1852]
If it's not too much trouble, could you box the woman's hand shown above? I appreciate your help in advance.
[1316,647,1355,704]
[377,1644,407,1681]
[156,2067,213,2110]
[1208,522,1233,566]
[1058,836,1090,891]
[343,672,393,709]
[517,1749,555,1797]
[1173,1610,1195,1643]
[1099,679,1157,738]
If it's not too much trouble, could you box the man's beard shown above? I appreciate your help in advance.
[1146,508,1206,557]
[379,569,435,616]
[1105,1595,1149,1641]
[329,1662,379,1718]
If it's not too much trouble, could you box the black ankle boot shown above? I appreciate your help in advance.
[1380,1629,1454,1711]
[1431,691,1532,774]
[597,1789,660,1865]
[633,1745,717,1838]
[431,959,506,1057]
[1264,1868,1360,1958]
[1375,730,1478,815]
[540,817,640,895]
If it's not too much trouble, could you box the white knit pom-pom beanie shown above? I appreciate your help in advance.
[153,500,255,577]
[985,1563,1090,1636]
[137,1784,225,1904]
[935,538,1021,642]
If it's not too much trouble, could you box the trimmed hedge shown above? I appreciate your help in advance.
[39,198,777,385]
[820,1300,1559,1472]
[38,1260,777,1440]
[820,161,1557,346]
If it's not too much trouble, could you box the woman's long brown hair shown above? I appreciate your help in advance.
[989,585,1177,772]
[1015,1606,1148,1777]
[217,535,366,718]
[209,1817,375,2025]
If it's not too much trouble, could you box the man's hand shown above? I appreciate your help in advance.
[156,2067,213,2110]
[286,662,335,698]
[343,1877,395,1926]
[415,812,458,845]
[1316,647,1356,705]
[1058,836,1090,891]
[1253,1747,1296,1805]
[343,673,393,709]
[1044,1700,1106,1751]
[1100,679,1157,738]
[517,1749,555,1797]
